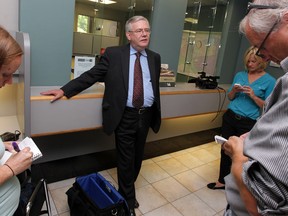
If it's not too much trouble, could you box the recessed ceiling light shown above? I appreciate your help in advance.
[89,0,117,4]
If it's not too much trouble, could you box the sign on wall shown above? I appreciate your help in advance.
[74,56,95,79]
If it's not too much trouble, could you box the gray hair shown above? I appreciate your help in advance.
[239,0,288,35]
[125,16,149,32]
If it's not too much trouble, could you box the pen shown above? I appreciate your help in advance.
[12,142,20,152]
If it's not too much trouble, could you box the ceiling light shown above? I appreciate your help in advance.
[89,0,117,4]
[185,18,198,24]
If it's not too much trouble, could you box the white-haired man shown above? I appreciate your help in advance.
[223,1,288,215]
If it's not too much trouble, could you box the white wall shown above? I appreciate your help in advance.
[0,0,18,31]
[0,0,19,117]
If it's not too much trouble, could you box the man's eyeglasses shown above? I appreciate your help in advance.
[246,2,278,58]
[255,21,278,58]
[129,28,151,35]
[246,2,277,15]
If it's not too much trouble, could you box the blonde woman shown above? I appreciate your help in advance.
[207,46,276,190]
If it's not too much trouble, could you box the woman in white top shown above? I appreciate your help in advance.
[0,26,33,216]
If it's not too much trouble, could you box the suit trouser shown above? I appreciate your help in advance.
[218,109,256,184]
[115,107,153,208]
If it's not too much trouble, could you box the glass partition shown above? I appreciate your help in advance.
[177,0,228,82]
[73,0,154,57]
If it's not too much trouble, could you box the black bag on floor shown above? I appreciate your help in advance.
[66,173,128,216]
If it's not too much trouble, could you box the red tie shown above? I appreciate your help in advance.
[132,52,144,109]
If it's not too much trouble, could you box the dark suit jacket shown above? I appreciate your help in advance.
[61,44,161,135]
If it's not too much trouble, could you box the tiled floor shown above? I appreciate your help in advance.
[47,141,227,216]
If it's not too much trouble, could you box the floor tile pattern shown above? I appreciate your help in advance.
[46,141,227,216]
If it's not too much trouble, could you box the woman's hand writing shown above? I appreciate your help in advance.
[5,147,33,175]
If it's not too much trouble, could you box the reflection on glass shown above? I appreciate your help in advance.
[178,0,228,81]
[92,18,118,37]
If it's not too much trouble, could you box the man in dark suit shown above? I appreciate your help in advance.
[41,16,161,216]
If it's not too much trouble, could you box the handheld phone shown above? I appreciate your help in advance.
[214,135,227,144]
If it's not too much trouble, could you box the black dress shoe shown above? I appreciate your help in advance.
[129,208,136,216]
[134,199,139,208]
[207,182,225,190]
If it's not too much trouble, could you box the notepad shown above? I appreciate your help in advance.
[0,151,12,165]
[18,137,43,161]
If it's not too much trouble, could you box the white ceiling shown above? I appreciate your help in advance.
[76,0,153,12]
[75,0,228,12]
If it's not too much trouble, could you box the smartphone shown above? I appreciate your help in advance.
[214,135,227,144]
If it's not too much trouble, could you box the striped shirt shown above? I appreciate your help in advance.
[225,56,288,216]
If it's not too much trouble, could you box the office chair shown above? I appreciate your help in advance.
[26,179,52,216]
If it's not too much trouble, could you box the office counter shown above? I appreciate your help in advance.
[30,83,230,137]
[30,83,230,163]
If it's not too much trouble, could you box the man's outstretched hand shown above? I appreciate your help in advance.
[40,89,65,103]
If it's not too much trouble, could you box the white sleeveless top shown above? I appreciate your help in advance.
[0,139,21,216]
